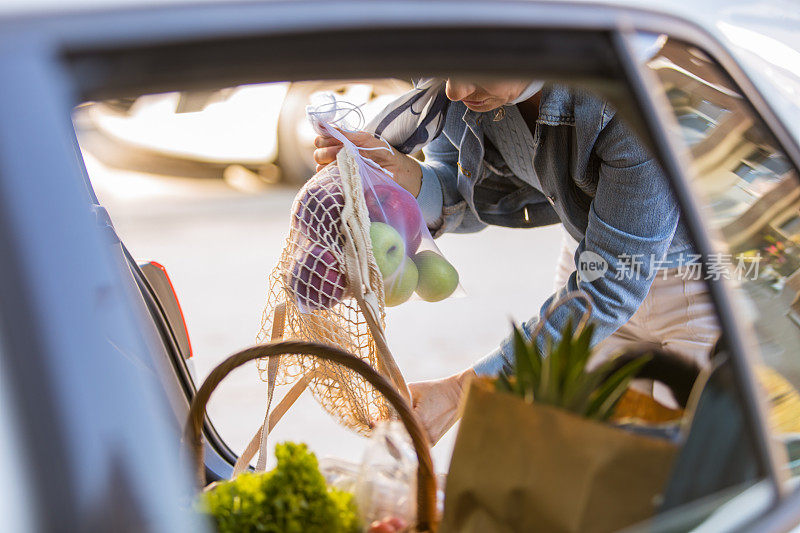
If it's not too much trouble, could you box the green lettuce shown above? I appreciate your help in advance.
[198,442,361,533]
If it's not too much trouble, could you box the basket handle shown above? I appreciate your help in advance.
[184,341,437,532]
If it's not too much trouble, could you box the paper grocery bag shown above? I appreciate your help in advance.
[441,380,678,533]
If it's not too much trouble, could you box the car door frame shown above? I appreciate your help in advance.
[4,0,798,529]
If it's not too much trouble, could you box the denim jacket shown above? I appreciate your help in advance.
[414,84,693,376]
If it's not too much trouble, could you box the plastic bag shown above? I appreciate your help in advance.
[361,165,460,306]
[298,91,462,309]
[319,456,361,494]
[354,420,417,527]
[321,422,447,530]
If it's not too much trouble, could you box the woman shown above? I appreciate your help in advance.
[313,79,719,444]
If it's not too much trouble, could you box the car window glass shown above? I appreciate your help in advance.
[640,32,800,489]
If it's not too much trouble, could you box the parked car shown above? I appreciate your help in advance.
[75,79,410,184]
[1,0,799,531]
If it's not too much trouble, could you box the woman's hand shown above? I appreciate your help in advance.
[408,368,477,445]
[313,130,423,196]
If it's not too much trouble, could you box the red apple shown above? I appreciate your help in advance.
[287,245,346,311]
[294,175,345,247]
[364,182,423,254]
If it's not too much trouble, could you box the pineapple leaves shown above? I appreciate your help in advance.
[511,324,539,402]
[495,317,651,421]
[538,337,553,404]
[561,322,597,407]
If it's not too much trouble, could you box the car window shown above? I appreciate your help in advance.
[639,33,800,491]
[75,73,771,529]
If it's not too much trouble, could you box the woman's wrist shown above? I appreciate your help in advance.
[396,155,423,197]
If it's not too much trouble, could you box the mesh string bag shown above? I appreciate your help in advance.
[256,130,400,431]
[239,83,451,474]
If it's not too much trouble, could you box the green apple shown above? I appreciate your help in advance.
[413,250,459,302]
[384,256,419,307]
[370,222,405,277]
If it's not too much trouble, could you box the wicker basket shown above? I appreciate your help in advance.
[184,341,437,532]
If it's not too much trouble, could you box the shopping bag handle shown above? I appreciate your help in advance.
[184,341,437,532]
